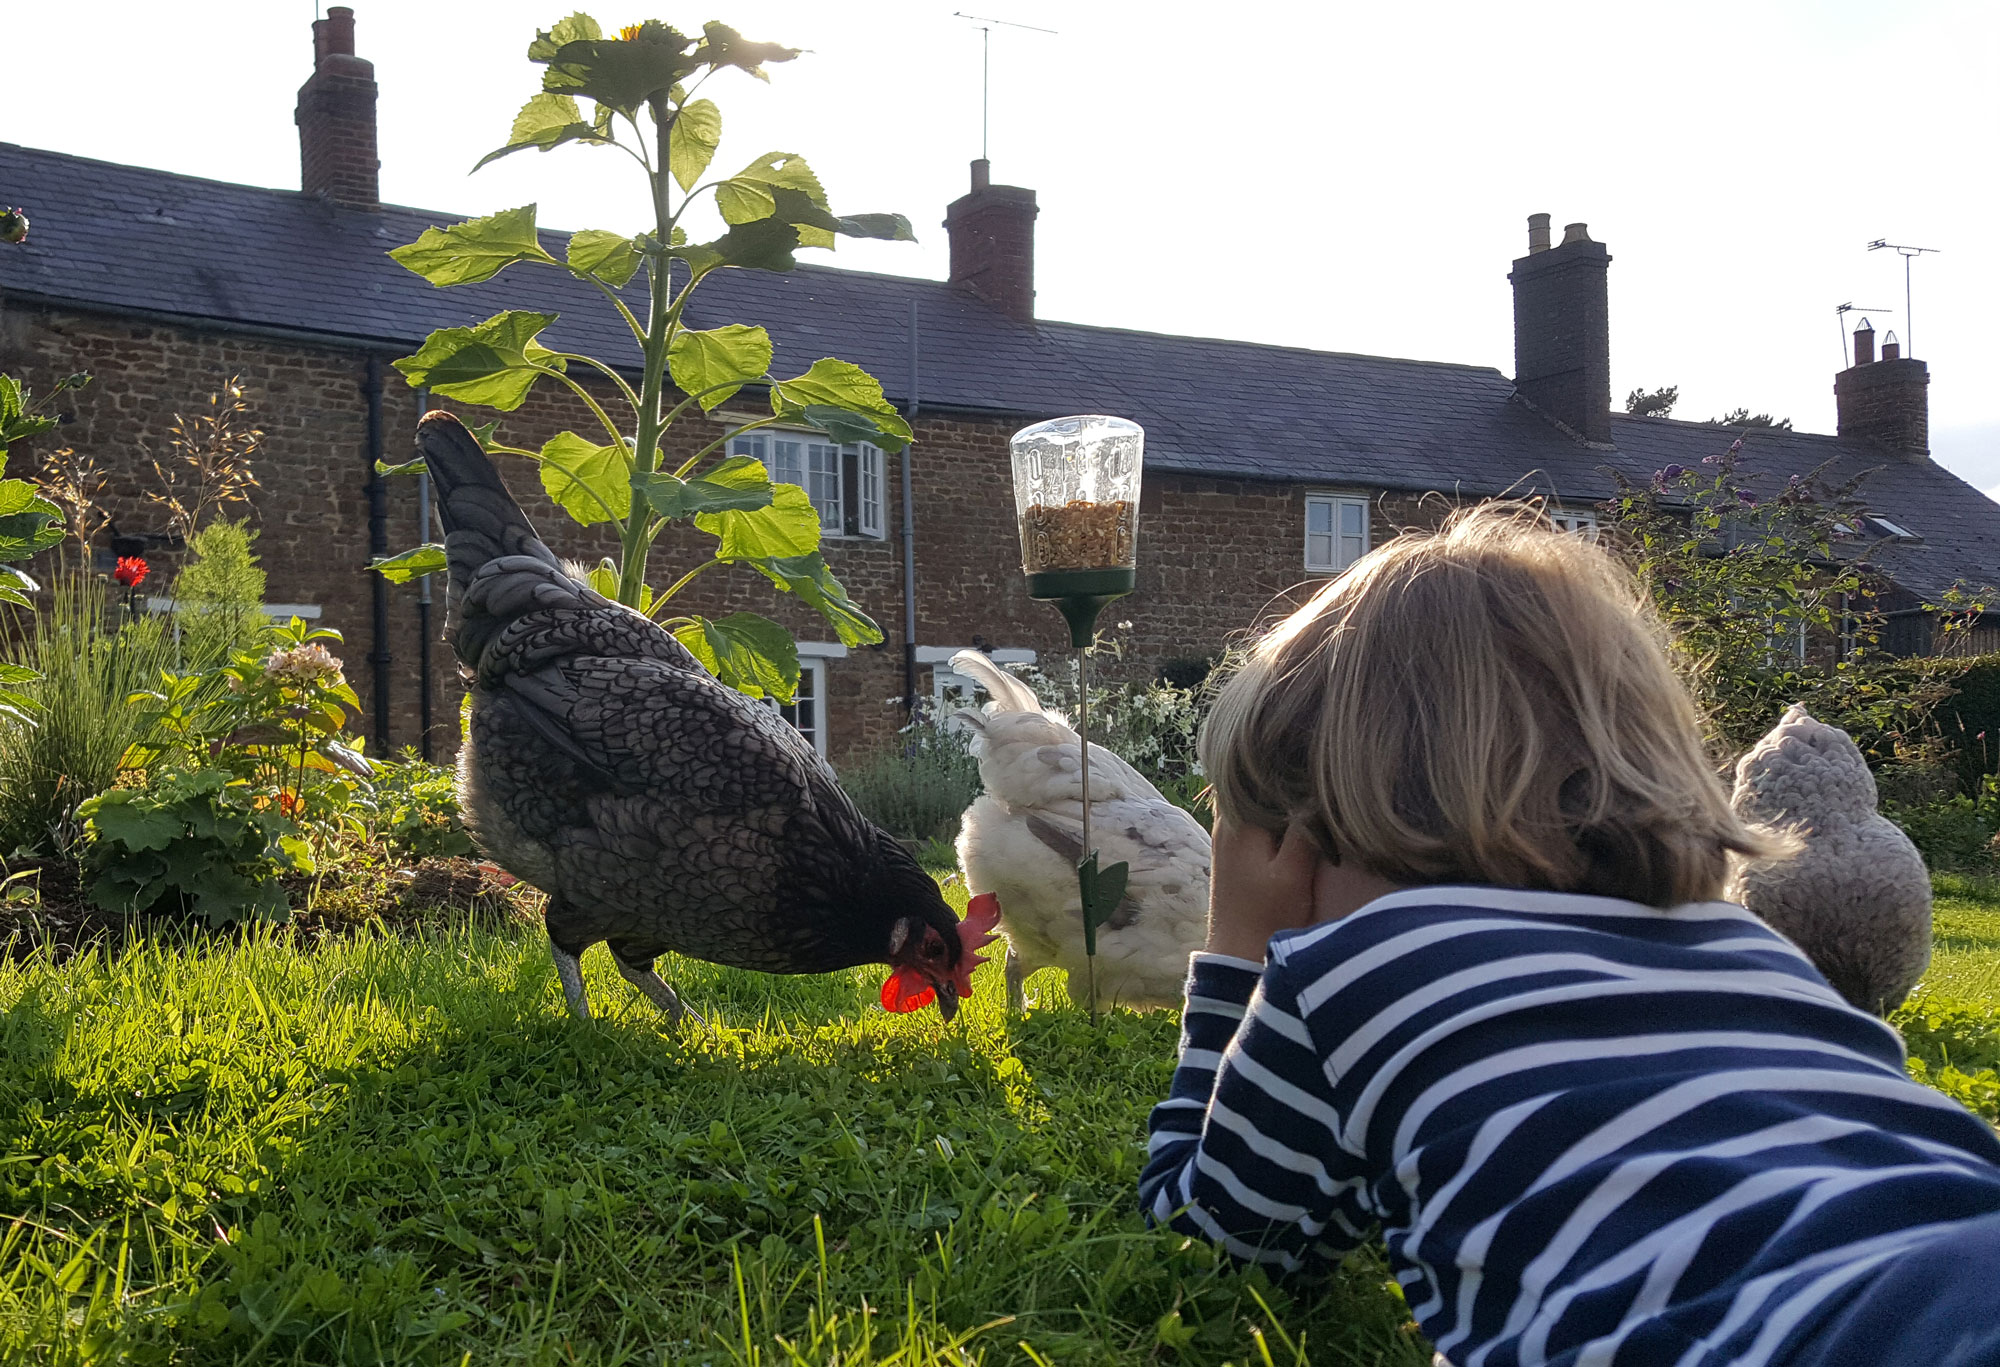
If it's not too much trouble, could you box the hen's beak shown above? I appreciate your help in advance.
[932,978,960,1023]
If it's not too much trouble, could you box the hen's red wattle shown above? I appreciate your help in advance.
[879,968,935,1013]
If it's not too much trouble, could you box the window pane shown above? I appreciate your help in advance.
[1339,533,1366,567]
[770,438,804,487]
[773,663,822,753]
[859,445,883,538]
[730,433,765,460]
[1339,501,1366,537]
[1307,533,1334,568]
[808,443,842,529]
[1307,500,1333,534]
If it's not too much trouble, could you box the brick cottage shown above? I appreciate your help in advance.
[4,8,1999,765]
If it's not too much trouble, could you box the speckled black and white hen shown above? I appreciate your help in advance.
[418,411,992,1024]
[1727,703,1933,1015]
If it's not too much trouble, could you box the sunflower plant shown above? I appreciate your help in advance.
[372,15,914,702]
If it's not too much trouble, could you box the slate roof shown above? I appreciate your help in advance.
[3,140,1997,600]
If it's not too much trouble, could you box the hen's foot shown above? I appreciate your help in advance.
[1005,949,1028,1014]
[551,943,591,1020]
[614,955,706,1028]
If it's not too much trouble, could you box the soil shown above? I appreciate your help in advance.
[0,853,540,965]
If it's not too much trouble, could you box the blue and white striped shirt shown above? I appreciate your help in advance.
[1141,886,2000,1366]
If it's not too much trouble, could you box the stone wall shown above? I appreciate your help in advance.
[0,298,1470,768]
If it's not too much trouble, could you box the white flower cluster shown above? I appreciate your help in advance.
[264,643,345,689]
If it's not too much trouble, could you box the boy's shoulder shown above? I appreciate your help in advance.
[1266,884,1807,979]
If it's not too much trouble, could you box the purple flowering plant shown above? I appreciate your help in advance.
[1602,436,1955,758]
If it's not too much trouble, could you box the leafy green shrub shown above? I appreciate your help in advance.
[0,570,174,854]
[77,770,308,924]
[369,752,472,859]
[171,519,267,670]
[1603,444,1959,762]
[1931,653,2000,793]
[1884,774,2000,873]
[139,616,373,843]
[839,717,981,845]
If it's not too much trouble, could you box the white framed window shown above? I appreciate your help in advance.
[931,666,982,714]
[760,656,828,756]
[1550,509,1598,539]
[1304,495,1370,574]
[728,431,885,540]
[757,643,846,757]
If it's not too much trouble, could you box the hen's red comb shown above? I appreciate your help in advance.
[951,892,1004,1000]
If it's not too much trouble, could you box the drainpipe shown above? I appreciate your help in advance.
[363,356,391,754]
[415,387,436,760]
[901,298,921,717]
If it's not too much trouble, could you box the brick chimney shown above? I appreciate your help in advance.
[1509,216,1612,445]
[1836,318,1929,460]
[296,6,379,209]
[943,159,1037,323]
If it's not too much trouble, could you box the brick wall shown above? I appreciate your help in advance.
[0,298,1472,769]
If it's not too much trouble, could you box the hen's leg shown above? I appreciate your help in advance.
[549,940,591,1020]
[1006,948,1029,1014]
[609,947,705,1027]
[544,901,594,1020]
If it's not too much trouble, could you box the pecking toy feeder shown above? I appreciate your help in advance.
[1009,415,1144,1020]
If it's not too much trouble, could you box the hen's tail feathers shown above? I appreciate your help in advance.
[418,411,564,592]
[418,411,570,668]
[947,649,1046,717]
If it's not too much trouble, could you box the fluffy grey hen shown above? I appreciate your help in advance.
[1726,703,1932,1015]
[419,411,990,1024]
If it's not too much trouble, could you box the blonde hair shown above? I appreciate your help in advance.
[1202,502,1782,907]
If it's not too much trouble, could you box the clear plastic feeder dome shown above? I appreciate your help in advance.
[1009,415,1145,580]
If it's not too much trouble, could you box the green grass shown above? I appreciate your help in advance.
[8,874,2000,1366]
[1891,873,2000,1125]
[0,896,1427,1366]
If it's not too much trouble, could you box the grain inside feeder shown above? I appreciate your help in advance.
[1019,499,1136,573]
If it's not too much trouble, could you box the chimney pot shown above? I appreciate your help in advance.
[1508,215,1613,445]
[944,161,1038,324]
[1882,330,1901,361]
[296,5,379,209]
[315,6,357,62]
[1853,319,1876,367]
[1561,222,1592,246]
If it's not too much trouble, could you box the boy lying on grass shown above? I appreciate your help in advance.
[1141,506,2000,1366]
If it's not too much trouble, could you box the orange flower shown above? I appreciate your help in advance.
[277,789,302,818]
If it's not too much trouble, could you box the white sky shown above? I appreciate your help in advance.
[6,1,1998,491]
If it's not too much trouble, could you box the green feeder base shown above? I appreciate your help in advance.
[1025,567,1136,648]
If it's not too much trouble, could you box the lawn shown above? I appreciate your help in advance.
[4,878,1998,1367]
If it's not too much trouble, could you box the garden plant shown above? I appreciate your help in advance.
[1603,439,1964,761]
[373,14,917,703]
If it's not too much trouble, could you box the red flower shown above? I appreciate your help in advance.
[113,556,148,588]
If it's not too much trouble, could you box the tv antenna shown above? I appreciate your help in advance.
[954,12,1058,161]
[1834,302,1894,368]
[1866,240,1939,356]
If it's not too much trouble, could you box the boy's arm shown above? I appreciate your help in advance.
[1138,950,1375,1270]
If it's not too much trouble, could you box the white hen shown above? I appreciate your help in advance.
[949,650,1211,1011]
